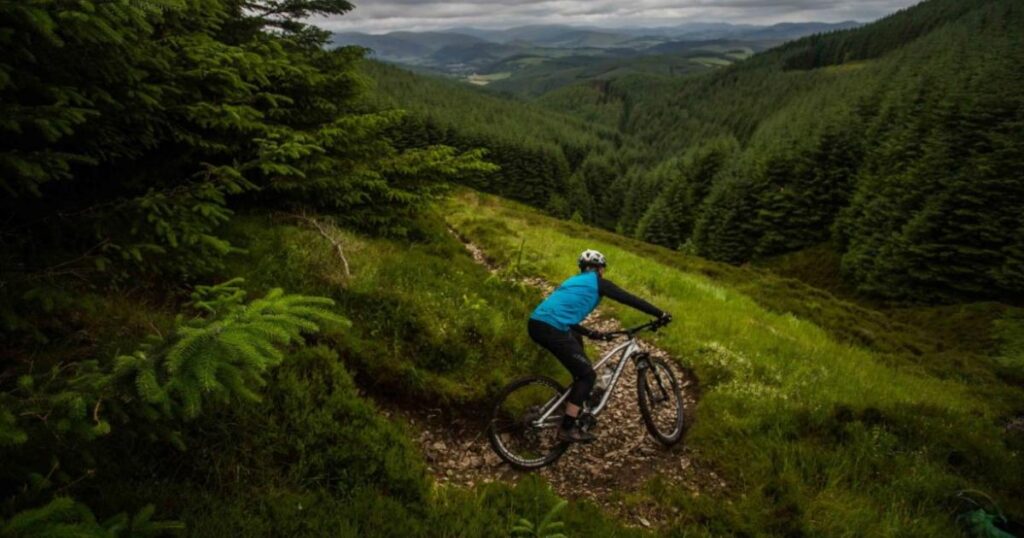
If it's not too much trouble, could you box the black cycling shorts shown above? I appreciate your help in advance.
[527,318,596,406]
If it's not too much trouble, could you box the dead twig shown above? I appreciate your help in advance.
[287,212,351,277]
[92,399,102,425]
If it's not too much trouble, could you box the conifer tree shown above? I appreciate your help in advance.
[636,136,739,248]
[0,0,498,530]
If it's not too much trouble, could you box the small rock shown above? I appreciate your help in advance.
[431,440,446,452]
[638,517,651,528]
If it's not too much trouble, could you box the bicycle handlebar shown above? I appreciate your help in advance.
[603,317,671,339]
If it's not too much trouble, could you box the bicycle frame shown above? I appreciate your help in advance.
[531,336,643,427]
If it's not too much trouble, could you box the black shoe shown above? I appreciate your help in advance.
[558,426,596,444]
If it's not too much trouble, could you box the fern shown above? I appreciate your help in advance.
[511,500,568,538]
[0,279,343,535]
[956,490,1016,538]
[0,404,28,446]
[2,279,348,454]
[111,278,349,420]
[0,497,183,537]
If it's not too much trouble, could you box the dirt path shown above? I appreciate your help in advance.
[384,232,719,529]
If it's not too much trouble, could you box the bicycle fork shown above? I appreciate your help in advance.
[637,354,670,404]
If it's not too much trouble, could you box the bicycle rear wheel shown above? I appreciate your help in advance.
[487,375,569,470]
[636,357,685,445]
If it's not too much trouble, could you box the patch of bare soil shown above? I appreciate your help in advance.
[382,231,719,529]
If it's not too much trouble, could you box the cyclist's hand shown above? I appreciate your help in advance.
[600,332,617,342]
[658,312,673,326]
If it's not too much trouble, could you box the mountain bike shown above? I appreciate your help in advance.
[487,318,685,470]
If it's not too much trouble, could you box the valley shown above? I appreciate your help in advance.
[364,0,1024,303]
[332,21,858,93]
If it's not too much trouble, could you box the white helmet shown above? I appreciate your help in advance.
[578,249,607,270]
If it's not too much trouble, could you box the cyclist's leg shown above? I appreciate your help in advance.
[528,320,595,426]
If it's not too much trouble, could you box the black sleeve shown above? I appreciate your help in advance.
[598,278,664,317]
[569,324,592,336]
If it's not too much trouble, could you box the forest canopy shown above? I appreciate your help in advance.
[368,0,1024,303]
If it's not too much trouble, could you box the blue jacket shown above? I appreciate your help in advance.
[530,271,601,331]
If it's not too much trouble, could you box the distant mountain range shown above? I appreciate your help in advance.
[332,21,861,56]
[331,21,862,84]
[438,21,861,44]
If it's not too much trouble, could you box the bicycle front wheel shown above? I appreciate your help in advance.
[636,357,685,445]
[487,375,569,470]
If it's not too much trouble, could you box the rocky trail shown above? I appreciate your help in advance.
[382,233,719,529]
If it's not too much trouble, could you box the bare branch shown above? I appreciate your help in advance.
[286,212,351,277]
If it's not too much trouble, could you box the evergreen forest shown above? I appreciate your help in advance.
[369,0,1024,303]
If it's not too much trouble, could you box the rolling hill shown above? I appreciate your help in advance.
[331,30,487,61]
[331,21,862,82]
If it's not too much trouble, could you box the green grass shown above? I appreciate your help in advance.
[756,242,853,297]
[22,193,1021,536]
[690,57,733,67]
[445,191,1024,536]
[221,213,568,404]
[725,48,754,60]
[60,210,647,537]
[467,72,512,85]
[821,60,874,74]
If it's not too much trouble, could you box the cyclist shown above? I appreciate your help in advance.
[528,249,671,443]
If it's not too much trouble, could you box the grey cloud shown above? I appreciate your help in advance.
[311,0,920,33]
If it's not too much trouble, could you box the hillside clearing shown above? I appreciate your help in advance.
[385,231,707,529]
[443,191,1024,536]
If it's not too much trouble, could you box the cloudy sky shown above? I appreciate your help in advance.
[312,0,922,33]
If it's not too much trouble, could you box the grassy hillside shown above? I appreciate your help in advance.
[7,206,650,536]
[6,172,1021,535]
[445,191,1024,536]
